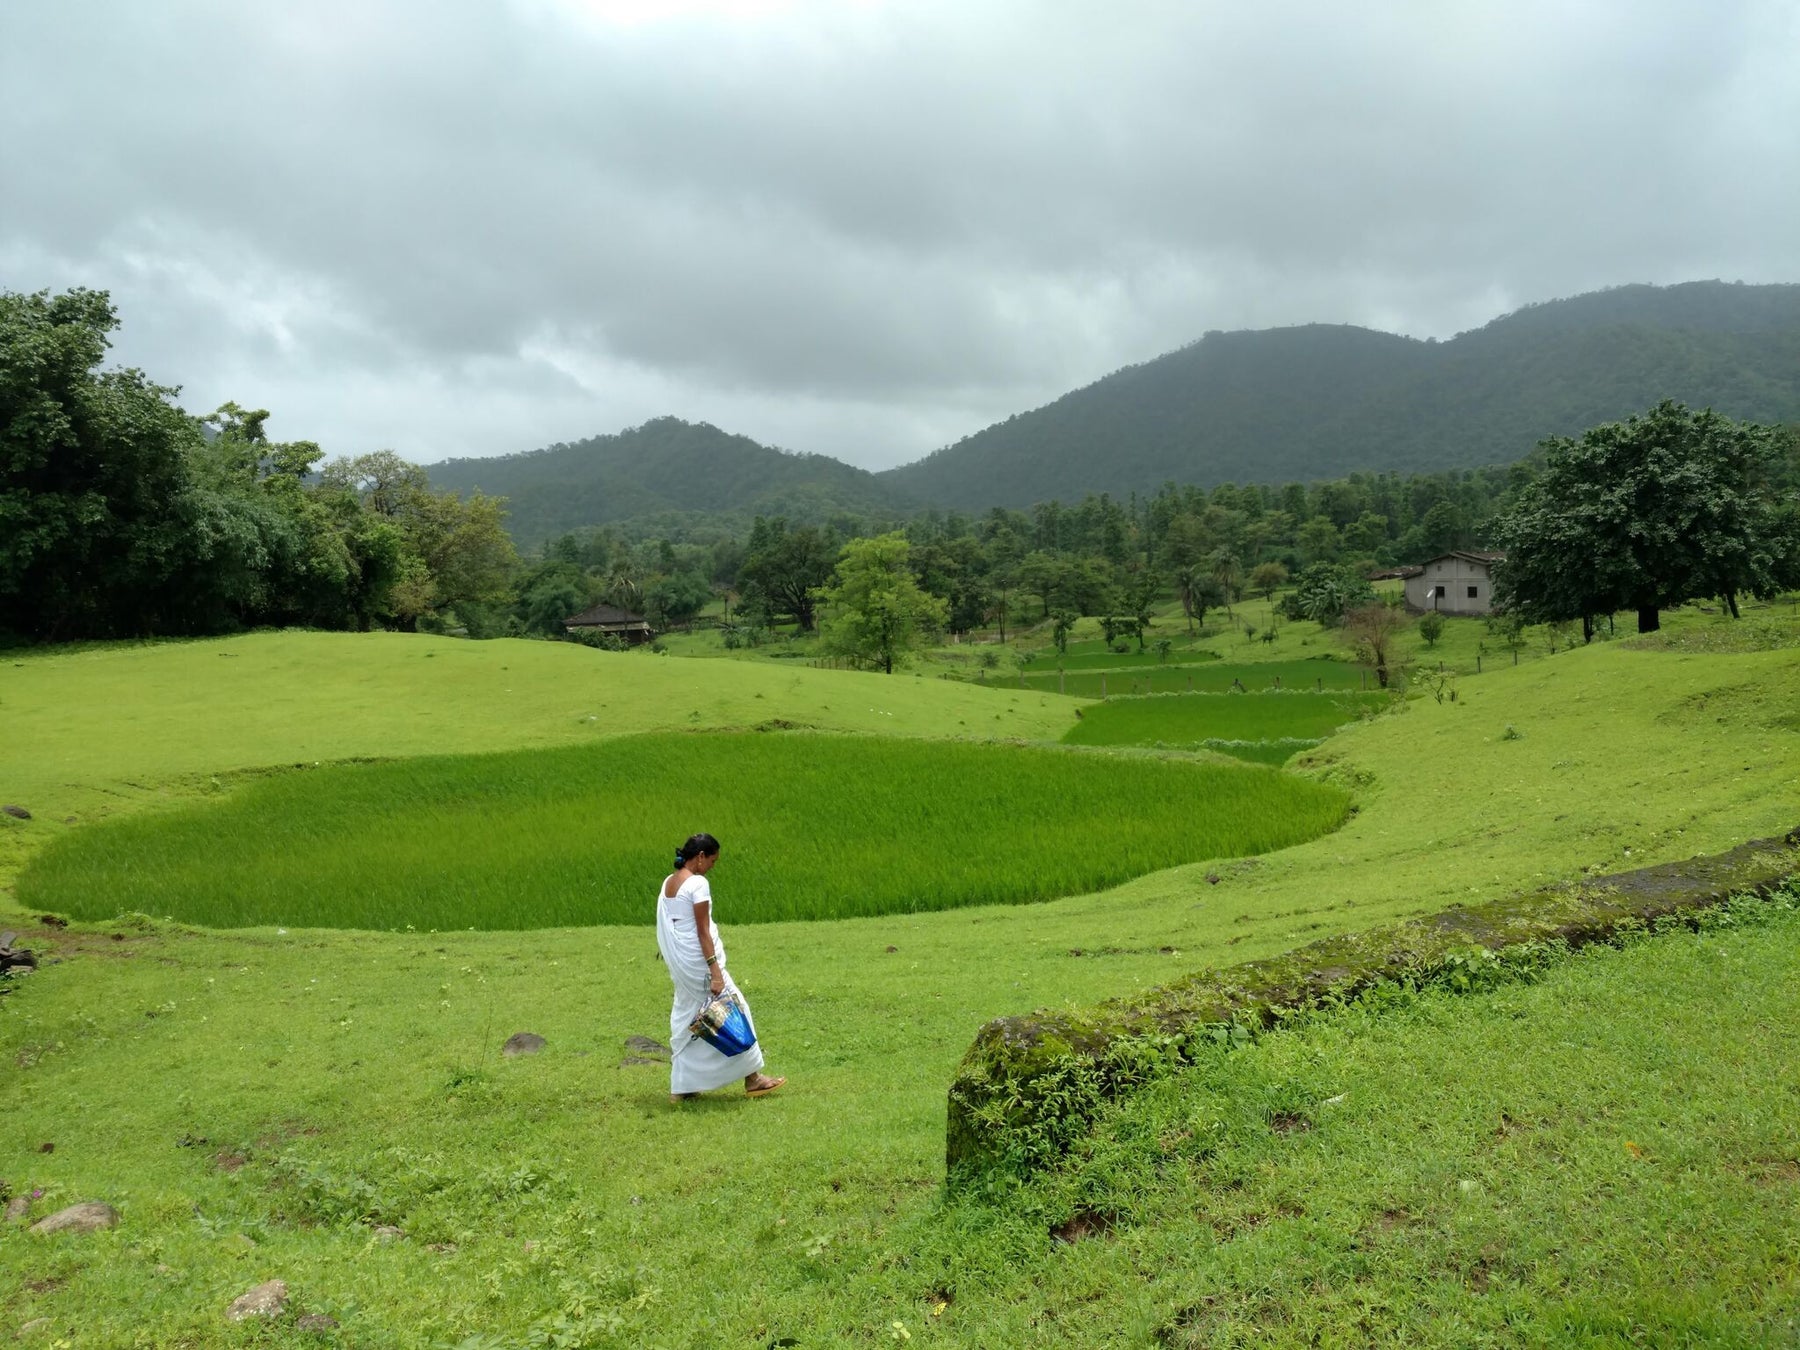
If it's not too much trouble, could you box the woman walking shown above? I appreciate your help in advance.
[655,833,785,1104]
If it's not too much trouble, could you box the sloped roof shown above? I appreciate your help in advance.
[1416,550,1506,568]
[565,602,649,627]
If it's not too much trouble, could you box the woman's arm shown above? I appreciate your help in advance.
[692,898,724,995]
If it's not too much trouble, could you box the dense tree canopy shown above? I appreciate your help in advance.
[1,288,521,642]
[1493,401,1800,633]
[814,533,948,673]
[738,517,838,632]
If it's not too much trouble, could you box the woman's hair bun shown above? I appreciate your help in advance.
[674,832,722,867]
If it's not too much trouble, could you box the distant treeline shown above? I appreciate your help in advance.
[519,461,1530,643]
[8,286,1797,646]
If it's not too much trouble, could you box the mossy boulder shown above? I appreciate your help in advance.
[946,828,1800,1182]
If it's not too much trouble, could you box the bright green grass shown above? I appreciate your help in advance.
[895,893,1800,1346]
[1062,691,1395,765]
[0,629,1078,908]
[20,735,1350,930]
[3,625,1799,1345]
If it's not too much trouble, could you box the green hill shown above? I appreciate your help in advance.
[424,416,916,545]
[878,280,1800,508]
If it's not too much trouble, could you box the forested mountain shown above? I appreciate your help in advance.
[425,417,915,546]
[877,281,1800,509]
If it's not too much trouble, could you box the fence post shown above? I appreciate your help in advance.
[1316,677,1322,692]
[1101,674,1107,699]
[1059,668,1065,695]
[1477,654,1482,673]
[1187,674,1193,692]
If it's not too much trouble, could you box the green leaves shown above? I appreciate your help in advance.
[1493,400,1798,633]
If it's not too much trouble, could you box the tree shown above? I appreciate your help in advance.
[0,288,209,639]
[1127,570,1159,650]
[814,533,948,673]
[1250,560,1289,601]
[1296,516,1341,564]
[516,561,594,636]
[1417,610,1446,647]
[1492,401,1800,634]
[644,568,712,629]
[1209,549,1243,605]
[1181,573,1228,631]
[1282,563,1375,626]
[738,517,836,632]
[1341,602,1408,687]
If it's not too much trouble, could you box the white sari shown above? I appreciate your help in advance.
[655,874,766,1093]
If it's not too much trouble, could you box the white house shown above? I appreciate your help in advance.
[1403,551,1505,616]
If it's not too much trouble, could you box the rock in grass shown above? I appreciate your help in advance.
[225,1280,288,1321]
[624,1035,669,1055]
[296,1313,339,1332]
[1,805,30,820]
[16,1318,52,1339]
[502,1032,546,1058]
[30,1202,118,1236]
[619,1055,663,1067]
[5,1195,30,1223]
[372,1224,404,1241]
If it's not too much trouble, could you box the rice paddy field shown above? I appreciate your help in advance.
[1063,690,1394,764]
[3,612,1799,1346]
[1020,657,1370,700]
[20,735,1349,930]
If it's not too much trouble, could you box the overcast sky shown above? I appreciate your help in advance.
[4,1,1797,471]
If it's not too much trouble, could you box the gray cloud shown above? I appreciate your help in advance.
[3,0,1796,469]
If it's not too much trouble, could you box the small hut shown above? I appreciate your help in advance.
[1403,551,1505,616]
[564,602,654,645]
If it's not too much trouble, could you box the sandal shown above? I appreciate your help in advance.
[745,1075,785,1098]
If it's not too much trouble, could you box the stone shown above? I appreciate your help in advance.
[225,1280,288,1322]
[29,1202,118,1236]
[619,1055,663,1067]
[5,1195,30,1222]
[372,1224,404,1241]
[296,1314,339,1332]
[16,1318,52,1339]
[623,1035,668,1055]
[502,1032,546,1058]
[1,805,30,821]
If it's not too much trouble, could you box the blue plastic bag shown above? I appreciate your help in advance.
[689,991,757,1057]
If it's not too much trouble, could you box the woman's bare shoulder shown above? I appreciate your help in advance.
[662,873,681,899]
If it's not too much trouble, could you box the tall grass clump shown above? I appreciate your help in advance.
[22,733,1350,931]
[1063,691,1391,762]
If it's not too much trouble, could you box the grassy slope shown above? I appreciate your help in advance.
[878,896,1800,1346]
[2,626,1797,1344]
[0,630,1076,905]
